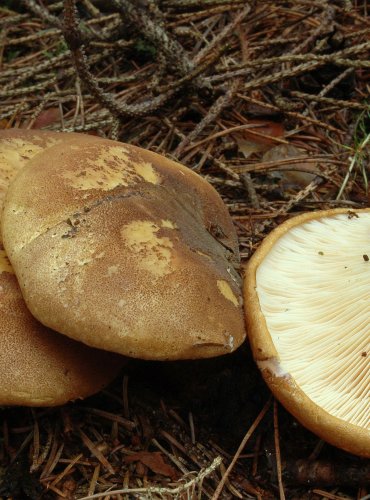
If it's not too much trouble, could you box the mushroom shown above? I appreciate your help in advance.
[243,208,370,457]
[1,130,246,360]
[0,130,124,406]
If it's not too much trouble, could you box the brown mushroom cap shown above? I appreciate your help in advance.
[2,130,246,360]
[243,208,370,457]
[0,130,124,406]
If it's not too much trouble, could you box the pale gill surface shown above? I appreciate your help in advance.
[256,213,370,428]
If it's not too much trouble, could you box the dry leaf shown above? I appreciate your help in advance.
[125,451,179,480]
[235,120,285,158]
[31,107,60,128]
[262,144,317,189]
[243,119,285,142]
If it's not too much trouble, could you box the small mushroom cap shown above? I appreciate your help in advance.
[0,130,124,406]
[243,209,370,457]
[2,131,246,360]
[0,256,124,406]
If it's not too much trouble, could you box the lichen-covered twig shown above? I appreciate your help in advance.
[21,0,105,42]
[163,0,244,6]
[112,0,195,78]
[21,0,62,28]
[78,456,222,500]
[290,91,369,111]
[174,79,240,156]
[193,3,252,64]
[2,52,70,92]
[62,0,175,119]
[287,3,335,56]
[110,0,229,95]
[210,41,370,82]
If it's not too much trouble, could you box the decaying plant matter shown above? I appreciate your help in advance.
[0,0,369,498]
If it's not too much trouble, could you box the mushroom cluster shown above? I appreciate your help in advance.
[244,209,370,457]
[0,129,246,406]
[0,130,124,406]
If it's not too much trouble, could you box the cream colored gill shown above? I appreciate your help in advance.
[256,212,370,429]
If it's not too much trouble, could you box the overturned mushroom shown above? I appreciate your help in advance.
[244,209,370,457]
[0,130,124,406]
[1,130,246,360]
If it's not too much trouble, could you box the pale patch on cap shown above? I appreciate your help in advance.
[107,265,119,277]
[121,220,174,277]
[0,137,60,204]
[217,279,239,306]
[161,219,177,229]
[0,136,60,166]
[62,146,160,190]
[196,250,212,260]
[135,160,160,184]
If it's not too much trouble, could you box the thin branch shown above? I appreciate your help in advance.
[78,456,222,499]
[211,398,272,500]
[112,0,195,78]
[209,42,370,83]
[62,0,175,119]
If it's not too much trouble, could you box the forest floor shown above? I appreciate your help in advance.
[0,1,369,499]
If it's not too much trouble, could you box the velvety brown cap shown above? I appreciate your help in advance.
[2,131,246,360]
[0,254,124,406]
[0,130,124,406]
[243,208,370,457]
